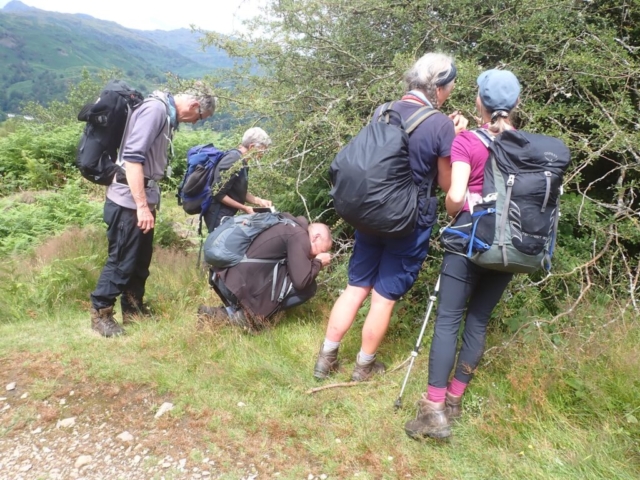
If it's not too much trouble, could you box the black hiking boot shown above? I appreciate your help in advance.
[196,305,229,329]
[313,345,339,380]
[350,358,386,382]
[91,306,125,338]
[445,392,462,421]
[404,396,451,440]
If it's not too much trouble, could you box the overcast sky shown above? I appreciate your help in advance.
[0,0,265,33]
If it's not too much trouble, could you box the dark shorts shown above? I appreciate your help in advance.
[348,225,432,300]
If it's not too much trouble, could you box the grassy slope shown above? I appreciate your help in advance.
[0,189,638,479]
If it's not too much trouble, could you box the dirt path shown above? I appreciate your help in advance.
[0,352,317,480]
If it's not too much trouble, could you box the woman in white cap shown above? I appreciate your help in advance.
[404,69,521,440]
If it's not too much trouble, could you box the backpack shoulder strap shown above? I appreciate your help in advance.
[374,101,396,123]
[404,106,438,135]
[471,128,495,148]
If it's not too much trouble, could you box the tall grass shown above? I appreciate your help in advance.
[1,190,638,478]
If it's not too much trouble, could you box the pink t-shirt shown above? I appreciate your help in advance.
[450,130,491,212]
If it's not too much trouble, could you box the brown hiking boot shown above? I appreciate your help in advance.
[351,358,386,382]
[197,305,229,329]
[90,306,125,338]
[446,392,462,421]
[313,345,339,380]
[404,396,451,440]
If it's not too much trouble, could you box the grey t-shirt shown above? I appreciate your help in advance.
[106,93,171,210]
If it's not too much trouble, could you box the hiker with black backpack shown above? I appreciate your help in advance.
[197,214,332,332]
[201,127,274,233]
[313,53,468,383]
[89,84,216,338]
[404,69,570,440]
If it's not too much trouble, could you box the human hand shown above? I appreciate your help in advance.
[449,111,469,135]
[315,252,331,267]
[244,206,255,214]
[256,198,273,207]
[137,205,155,234]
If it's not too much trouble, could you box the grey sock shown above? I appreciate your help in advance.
[322,339,341,353]
[356,350,376,365]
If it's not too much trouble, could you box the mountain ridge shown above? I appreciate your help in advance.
[0,1,233,113]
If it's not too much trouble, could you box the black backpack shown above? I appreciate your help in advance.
[329,102,438,237]
[75,80,144,185]
[461,129,571,273]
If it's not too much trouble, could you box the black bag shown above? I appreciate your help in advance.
[329,102,438,237]
[75,80,144,185]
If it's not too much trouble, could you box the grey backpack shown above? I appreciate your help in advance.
[462,129,570,273]
[203,212,297,269]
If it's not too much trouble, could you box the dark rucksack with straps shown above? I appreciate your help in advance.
[76,80,144,185]
[444,128,571,273]
[329,102,438,237]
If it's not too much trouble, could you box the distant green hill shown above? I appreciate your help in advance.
[0,1,231,113]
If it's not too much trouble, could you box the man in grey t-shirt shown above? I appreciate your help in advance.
[90,86,216,337]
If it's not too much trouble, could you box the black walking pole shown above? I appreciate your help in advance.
[394,275,441,410]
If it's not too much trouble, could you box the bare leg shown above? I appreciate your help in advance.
[360,289,396,354]
[325,285,371,342]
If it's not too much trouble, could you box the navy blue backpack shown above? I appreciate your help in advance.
[178,143,226,208]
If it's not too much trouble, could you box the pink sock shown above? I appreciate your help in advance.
[447,378,467,397]
[426,385,447,403]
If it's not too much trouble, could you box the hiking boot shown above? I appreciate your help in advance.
[197,305,229,329]
[404,396,451,440]
[446,392,462,421]
[351,358,386,382]
[313,345,339,380]
[227,309,255,331]
[90,306,125,338]
[121,296,154,325]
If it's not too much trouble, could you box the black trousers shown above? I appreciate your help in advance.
[209,271,316,318]
[427,252,513,388]
[90,199,156,310]
[203,202,224,234]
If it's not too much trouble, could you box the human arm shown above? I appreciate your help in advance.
[220,195,253,214]
[286,232,323,290]
[245,193,272,207]
[437,156,452,192]
[125,162,154,233]
[445,162,471,217]
[448,111,469,135]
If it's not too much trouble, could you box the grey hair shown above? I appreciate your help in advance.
[183,80,217,116]
[404,52,455,108]
[241,127,272,149]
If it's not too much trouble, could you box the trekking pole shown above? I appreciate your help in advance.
[393,275,441,411]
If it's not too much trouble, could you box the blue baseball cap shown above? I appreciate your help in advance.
[477,69,521,112]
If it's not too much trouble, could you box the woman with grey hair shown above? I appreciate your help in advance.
[202,127,273,232]
[313,52,467,383]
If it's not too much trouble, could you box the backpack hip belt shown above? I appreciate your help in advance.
[114,170,157,188]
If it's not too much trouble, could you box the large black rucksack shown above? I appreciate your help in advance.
[459,129,571,273]
[75,80,144,185]
[329,102,438,237]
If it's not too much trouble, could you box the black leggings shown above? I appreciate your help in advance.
[427,252,513,388]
